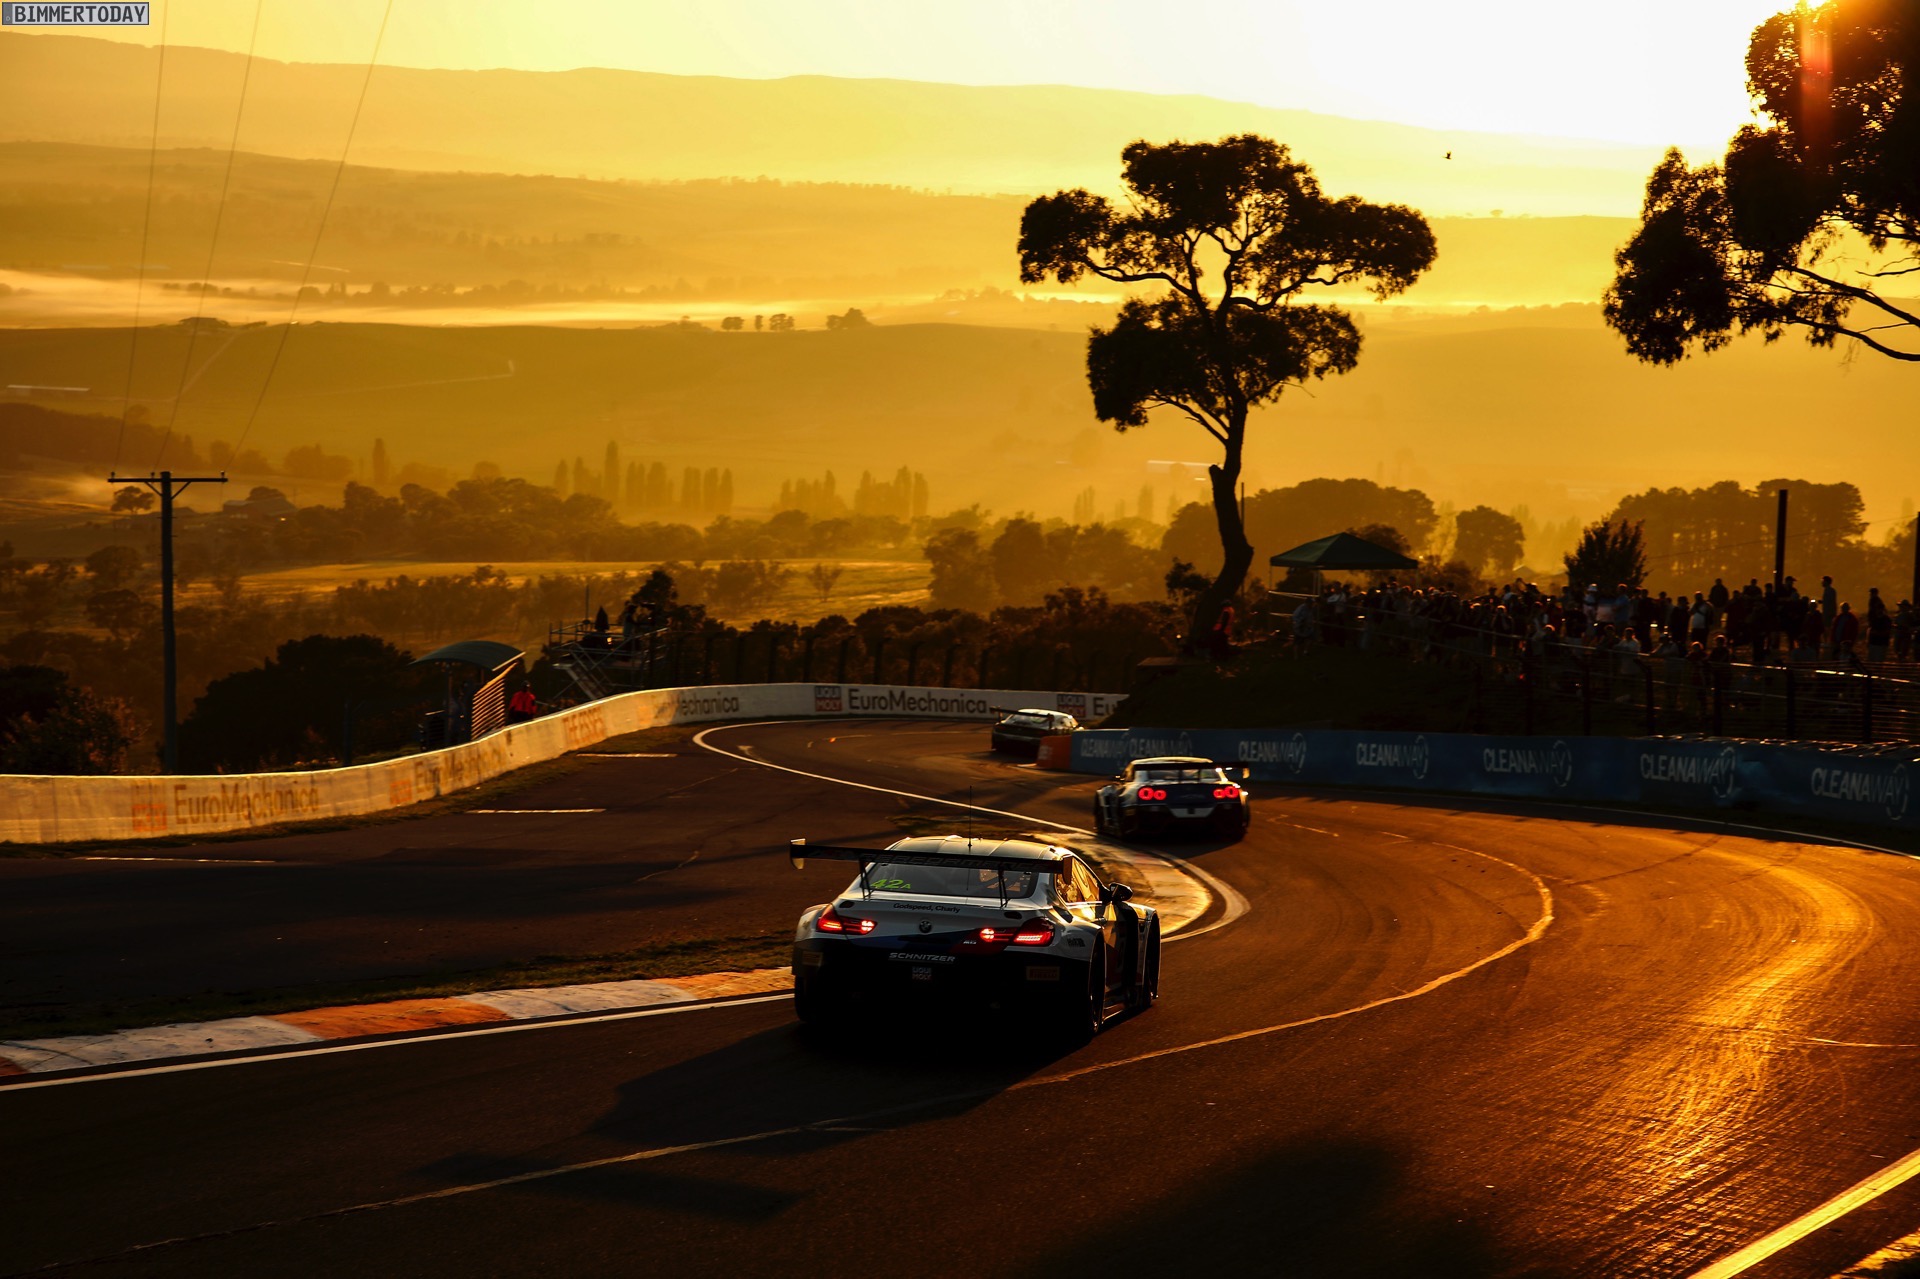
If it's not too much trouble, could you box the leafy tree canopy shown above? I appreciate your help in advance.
[1606,0,1920,363]
[1019,135,1434,638]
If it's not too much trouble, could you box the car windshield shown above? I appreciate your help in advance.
[1138,767,1228,784]
[860,861,1042,899]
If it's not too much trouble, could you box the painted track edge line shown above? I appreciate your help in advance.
[0,994,791,1093]
[690,719,1247,941]
[1688,1144,1920,1277]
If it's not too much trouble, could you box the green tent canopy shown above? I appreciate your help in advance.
[1268,532,1417,571]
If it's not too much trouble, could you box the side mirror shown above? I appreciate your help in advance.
[1112,774,1125,781]
[1104,882,1133,904]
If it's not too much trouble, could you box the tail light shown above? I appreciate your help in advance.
[1213,785,1241,799]
[1139,787,1167,801]
[817,905,875,935]
[978,920,1055,946]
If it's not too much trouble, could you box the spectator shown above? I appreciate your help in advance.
[1832,601,1860,658]
[1866,597,1893,663]
[507,685,538,724]
[1820,575,1838,630]
[1709,577,1730,620]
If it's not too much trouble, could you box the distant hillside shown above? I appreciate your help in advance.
[0,142,1633,313]
[0,34,1666,216]
[2,314,1912,531]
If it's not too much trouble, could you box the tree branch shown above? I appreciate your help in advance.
[1783,264,1920,329]
[1146,397,1229,444]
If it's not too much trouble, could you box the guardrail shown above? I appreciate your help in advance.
[1066,727,1916,831]
[0,683,1127,845]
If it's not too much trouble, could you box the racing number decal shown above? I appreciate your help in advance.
[869,877,911,891]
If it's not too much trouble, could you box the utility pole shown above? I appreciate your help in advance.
[1911,513,1919,610]
[109,470,227,772]
[1773,487,1789,592]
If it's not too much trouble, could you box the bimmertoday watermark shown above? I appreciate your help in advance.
[3,2,149,24]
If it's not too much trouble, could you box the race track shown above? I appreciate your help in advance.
[9,718,1920,1278]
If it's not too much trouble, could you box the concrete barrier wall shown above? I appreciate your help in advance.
[1069,727,1917,831]
[0,683,1128,845]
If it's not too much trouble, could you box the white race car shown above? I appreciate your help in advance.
[789,835,1159,1039]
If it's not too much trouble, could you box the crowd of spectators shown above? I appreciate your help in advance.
[1278,574,1918,683]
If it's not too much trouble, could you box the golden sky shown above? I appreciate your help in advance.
[13,0,1791,146]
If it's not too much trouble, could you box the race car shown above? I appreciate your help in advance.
[1093,756,1252,841]
[789,835,1159,1039]
[988,707,1080,754]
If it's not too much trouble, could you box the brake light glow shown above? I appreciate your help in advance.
[817,906,875,934]
[978,920,1055,946]
[1139,787,1167,801]
[1213,786,1241,799]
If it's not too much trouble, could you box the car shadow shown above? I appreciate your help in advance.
[414,1013,1075,1222]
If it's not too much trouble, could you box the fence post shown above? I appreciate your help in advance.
[942,644,956,688]
[836,639,850,685]
[1643,658,1656,736]
[670,635,682,687]
[1581,657,1593,736]
[1521,653,1534,736]
[871,637,886,684]
[646,629,660,688]
[1784,663,1796,739]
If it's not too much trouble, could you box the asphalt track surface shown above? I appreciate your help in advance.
[11,719,1920,1277]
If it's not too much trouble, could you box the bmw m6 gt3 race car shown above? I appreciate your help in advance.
[789,835,1159,1038]
[988,707,1079,755]
[1093,756,1252,841]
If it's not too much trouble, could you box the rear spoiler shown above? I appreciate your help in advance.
[788,839,1063,874]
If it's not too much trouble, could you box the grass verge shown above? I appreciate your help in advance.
[0,931,792,1042]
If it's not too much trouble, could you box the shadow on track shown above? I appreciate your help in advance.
[1016,1137,1562,1279]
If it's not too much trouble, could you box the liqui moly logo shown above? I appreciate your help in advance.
[814,685,844,713]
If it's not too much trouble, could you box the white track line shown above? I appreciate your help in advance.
[14,843,1558,1273]
[1689,1147,1920,1277]
[690,719,1248,940]
[0,995,790,1093]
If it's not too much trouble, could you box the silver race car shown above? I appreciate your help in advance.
[789,835,1159,1039]
[1093,756,1252,841]
[988,707,1079,755]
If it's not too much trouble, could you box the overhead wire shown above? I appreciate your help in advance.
[229,0,393,465]
[154,0,265,471]
[112,0,171,475]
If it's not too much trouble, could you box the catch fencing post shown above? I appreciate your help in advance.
[1712,677,1724,736]
[1521,653,1534,736]
[1643,659,1656,735]
[1863,671,1875,743]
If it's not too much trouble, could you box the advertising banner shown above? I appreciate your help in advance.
[1068,728,1915,831]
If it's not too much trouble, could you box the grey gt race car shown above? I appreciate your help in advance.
[988,707,1079,755]
[1093,756,1252,841]
[789,835,1159,1039]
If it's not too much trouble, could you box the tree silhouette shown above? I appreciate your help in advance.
[1564,520,1649,592]
[1020,135,1435,639]
[1453,505,1525,579]
[1606,1,1920,363]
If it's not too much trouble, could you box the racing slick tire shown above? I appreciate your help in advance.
[1210,808,1250,842]
[1064,943,1107,1043]
[1128,917,1161,1012]
[1092,798,1111,837]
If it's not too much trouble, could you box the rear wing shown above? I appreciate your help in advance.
[788,839,1064,873]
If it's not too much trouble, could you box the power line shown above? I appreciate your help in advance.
[154,0,264,471]
[231,0,393,463]
[112,1,170,475]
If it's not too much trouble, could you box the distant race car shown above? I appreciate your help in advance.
[789,835,1159,1039]
[1093,756,1252,841]
[989,707,1080,755]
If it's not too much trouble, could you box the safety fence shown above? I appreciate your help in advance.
[1065,727,1916,831]
[0,682,1127,845]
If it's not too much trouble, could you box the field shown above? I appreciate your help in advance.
[237,558,933,628]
